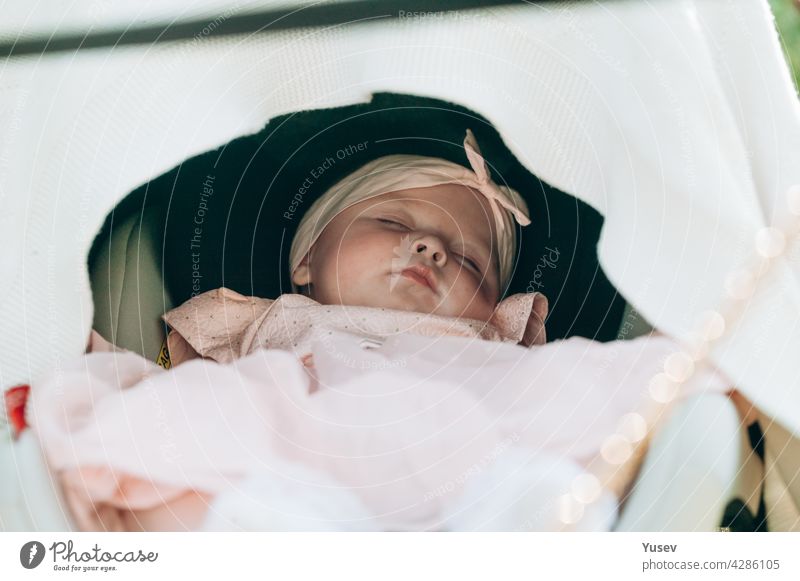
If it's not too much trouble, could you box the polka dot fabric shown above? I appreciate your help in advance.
[162,287,548,366]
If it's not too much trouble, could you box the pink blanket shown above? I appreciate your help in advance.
[28,290,730,531]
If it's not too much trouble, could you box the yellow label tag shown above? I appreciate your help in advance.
[155,338,172,369]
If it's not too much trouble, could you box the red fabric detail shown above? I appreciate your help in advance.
[5,384,30,438]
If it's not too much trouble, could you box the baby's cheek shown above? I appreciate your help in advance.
[444,274,495,321]
[330,240,385,296]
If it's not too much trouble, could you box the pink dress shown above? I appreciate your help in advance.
[28,288,729,531]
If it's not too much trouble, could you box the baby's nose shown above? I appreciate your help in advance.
[412,235,448,267]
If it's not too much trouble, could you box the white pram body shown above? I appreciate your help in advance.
[1,0,799,531]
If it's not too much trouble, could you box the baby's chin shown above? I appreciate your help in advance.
[336,285,492,322]
[344,289,439,314]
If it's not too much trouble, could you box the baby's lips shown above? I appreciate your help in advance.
[400,264,439,294]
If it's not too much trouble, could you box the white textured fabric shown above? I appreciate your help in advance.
[1,0,799,444]
[0,431,74,531]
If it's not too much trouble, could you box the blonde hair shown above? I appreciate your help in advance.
[289,129,531,294]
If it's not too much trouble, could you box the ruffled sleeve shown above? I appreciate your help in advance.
[161,287,276,364]
[488,292,549,347]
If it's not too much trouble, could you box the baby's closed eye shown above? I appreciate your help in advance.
[377,217,409,229]
[376,214,485,274]
[453,253,481,273]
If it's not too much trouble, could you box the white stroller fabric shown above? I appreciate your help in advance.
[2,0,797,432]
[0,0,798,528]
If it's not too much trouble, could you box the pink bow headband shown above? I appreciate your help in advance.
[462,129,531,235]
[289,129,531,292]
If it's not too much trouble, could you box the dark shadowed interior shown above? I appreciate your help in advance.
[88,92,626,344]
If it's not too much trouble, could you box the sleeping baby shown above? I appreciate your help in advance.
[27,130,733,532]
[162,129,548,374]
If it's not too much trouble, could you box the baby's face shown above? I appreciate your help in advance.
[292,184,501,321]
